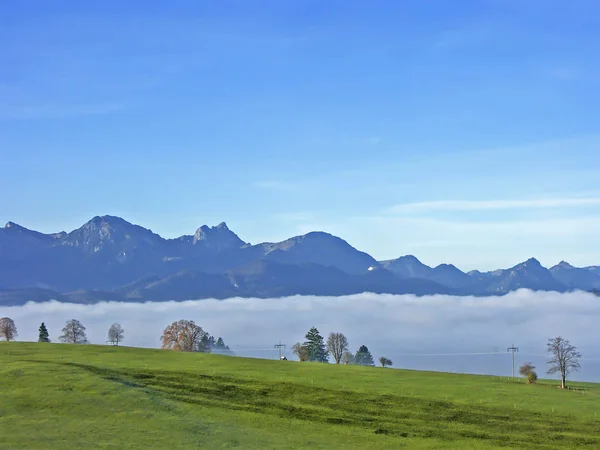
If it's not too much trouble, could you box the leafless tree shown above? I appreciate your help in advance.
[292,342,309,362]
[379,356,393,368]
[59,319,88,344]
[160,320,207,351]
[108,323,124,346]
[547,336,581,389]
[326,332,349,364]
[0,317,17,341]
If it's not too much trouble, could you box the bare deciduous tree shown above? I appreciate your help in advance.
[160,320,206,352]
[59,319,87,344]
[0,317,17,341]
[108,323,124,346]
[547,336,581,389]
[292,342,309,362]
[379,356,393,368]
[326,332,349,364]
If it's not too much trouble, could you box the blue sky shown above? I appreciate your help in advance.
[1,0,599,271]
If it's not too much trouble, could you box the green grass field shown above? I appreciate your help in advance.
[1,343,600,449]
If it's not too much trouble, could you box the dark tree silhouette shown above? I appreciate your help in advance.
[304,327,328,363]
[38,322,50,342]
[354,345,375,366]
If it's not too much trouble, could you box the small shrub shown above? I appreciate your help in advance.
[379,357,392,368]
[519,362,535,377]
[527,371,538,384]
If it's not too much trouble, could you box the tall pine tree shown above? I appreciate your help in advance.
[214,337,235,355]
[304,327,328,363]
[38,322,50,342]
[354,345,374,366]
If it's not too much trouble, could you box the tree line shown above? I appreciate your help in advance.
[0,317,583,388]
[289,326,582,388]
[0,317,233,354]
[159,319,233,354]
[291,327,393,368]
[0,318,93,344]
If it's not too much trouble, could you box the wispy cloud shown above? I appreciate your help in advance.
[355,214,600,239]
[2,291,599,380]
[0,103,125,120]
[386,198,600,215]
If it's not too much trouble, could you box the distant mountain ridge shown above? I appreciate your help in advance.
[0,215,598,305]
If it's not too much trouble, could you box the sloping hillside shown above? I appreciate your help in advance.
[1,343,600,449]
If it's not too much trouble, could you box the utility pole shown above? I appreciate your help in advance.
[507,345,519,377]
[274,341,286,360]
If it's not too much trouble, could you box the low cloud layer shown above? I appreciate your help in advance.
[2,290,599,381]
[387,197,600,214]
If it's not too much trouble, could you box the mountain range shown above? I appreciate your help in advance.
[1,215,599,306]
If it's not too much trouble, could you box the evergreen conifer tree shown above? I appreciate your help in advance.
[215,337,226,349]
[38,322,50,342]
[213,337,234,355]
[199,334,216,353]
[354,345,375,366]
[304,327,328,362]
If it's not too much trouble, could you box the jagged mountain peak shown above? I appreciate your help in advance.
[192,222,245,250]
[0,214,598,301]
[480,257,566,294]
[62,215,164,254]
[76,215,151,236]
[549,260,600,290]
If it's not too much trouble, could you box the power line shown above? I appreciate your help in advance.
[274,340,286,360]
[507,345,519,377]
[392,351,507,357]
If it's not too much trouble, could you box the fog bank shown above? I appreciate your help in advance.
[2,289,599,381]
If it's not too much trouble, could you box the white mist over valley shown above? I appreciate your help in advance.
[2,290,599,382]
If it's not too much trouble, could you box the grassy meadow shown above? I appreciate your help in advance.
[1,342,600,449]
